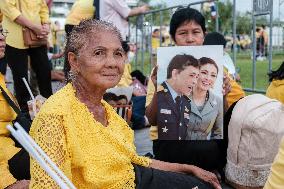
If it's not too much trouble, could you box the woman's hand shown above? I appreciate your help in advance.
[30,24,48,39]
[150,160,221,189]
[6,180,29,189]
[222,72,231,96]
[150,66,158,90]
[191,166,221,189]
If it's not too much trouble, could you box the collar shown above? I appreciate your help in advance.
[165,81,180,103]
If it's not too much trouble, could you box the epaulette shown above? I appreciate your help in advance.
[183,95,191,102]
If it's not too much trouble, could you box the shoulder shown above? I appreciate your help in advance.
[38,84,74,116]
[208,91,222,106]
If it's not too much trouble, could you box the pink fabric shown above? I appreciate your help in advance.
[100,0,131,40]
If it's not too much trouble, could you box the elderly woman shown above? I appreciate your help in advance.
[186,57,223,140]
[29,19,220,189]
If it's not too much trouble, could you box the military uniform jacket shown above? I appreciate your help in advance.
[157,82,191,140]
[186,90,223,140]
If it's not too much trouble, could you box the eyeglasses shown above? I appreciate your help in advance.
[0,29,9,37]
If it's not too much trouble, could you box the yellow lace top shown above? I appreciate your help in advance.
[29,83,151,189]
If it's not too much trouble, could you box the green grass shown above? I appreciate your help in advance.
[234,52,283,93]
[132,50,284,94]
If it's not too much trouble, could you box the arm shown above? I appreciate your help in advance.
[223,72,231,113]
[0,0,49,37]
[145,66,158,125]
[14,15,48,37]
[128,5,149,17]
[29,113,72,188]
[110,0,149,18]
[149,159,221,189]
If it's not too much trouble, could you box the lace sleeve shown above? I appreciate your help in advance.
[29,113,72,189]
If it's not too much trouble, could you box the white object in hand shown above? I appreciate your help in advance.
[7,122,77,189]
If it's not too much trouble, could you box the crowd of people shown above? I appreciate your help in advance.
[0,0,284,189]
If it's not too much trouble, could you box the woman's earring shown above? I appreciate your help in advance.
[68,70,78,82]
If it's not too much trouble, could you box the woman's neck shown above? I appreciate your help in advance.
[72,78,108,126]
[73,78,104,106]
[192,87,207,106]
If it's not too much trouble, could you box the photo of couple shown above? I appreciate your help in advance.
[157,46,223,140]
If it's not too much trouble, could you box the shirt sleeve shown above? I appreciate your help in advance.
[0,0,21,21]
[109,0,131,19]
[39,0,50,23]
[264,138,284,189]
[29,113,72,189]
[131,153,151,167]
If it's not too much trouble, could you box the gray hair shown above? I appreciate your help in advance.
[64,19,123,81]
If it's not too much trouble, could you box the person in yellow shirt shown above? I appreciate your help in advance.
[266,62,284,104]
[29,19,221,189]
[264,137,284,189]
[64,0,96,37]
[145,8,231,177]
[0,26,29,189]
[0,0,52,116]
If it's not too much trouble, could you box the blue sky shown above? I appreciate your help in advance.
[150,0,284,21]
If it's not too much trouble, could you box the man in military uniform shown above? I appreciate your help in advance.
[157,54,199,140]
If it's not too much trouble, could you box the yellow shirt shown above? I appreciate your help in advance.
[225,71,245,108]
[117,63,132,87]
[65,0,95,26]
[29,83,151,189]
[266,79,284,104]
[0,0,50,49]
[264,137,284,189]
[0,73,20,188]
[151,38,160,54]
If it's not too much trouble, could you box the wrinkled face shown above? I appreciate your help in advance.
[197,64,218,91]
[70,31,126,90]
[0,28,6,58]
[174,21,204,46]
[172,65,199,95]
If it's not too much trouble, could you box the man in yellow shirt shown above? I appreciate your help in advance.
[0,0,52,116]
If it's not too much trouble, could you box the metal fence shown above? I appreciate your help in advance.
[129,0,219,75]
[129,0,282,94]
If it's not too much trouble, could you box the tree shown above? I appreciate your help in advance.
[236,12,252,34]
[202,0,233,33]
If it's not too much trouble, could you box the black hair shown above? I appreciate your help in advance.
[170,7,206,42]
[268,61,284,82]
[117,95,128,102]
[103,92,118,102]
[199,57,219,74]
[122,41,130,53]
[167,54,199,79]
[153,29,160,33]
[203,32,227,48]
[131,70,147,85]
